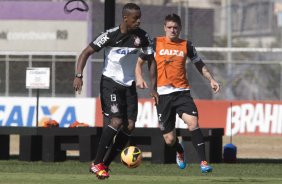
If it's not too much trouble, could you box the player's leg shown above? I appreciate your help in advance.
[92,117,122,163]
[178,91,212,173]
[103,120,133,166]
[89,119,120,179]
[157,93,186,169]
[89,76,124,179]
[103,81,138,166]
[181,113,212,173]
[163,130,186,169]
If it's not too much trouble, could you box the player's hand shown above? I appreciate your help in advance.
[73,78,83,94]
[150,89,159,105]
[136,77,148,89]
[210,79,220,93]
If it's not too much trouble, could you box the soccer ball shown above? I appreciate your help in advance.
[121,146,142,168]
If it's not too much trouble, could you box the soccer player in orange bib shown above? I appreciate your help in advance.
[136,13,220,173]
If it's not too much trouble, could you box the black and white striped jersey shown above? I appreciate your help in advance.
[90,26,153,86]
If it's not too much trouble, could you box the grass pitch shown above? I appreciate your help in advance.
[0,159,281,184]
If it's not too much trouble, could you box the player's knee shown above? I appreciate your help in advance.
[163,134,175,146]
[182,113,199,131]
[110,117,123,129]
[123,120,135,134]
[127,121,135,133]
[188,123,199,131]
[186,119,199,131]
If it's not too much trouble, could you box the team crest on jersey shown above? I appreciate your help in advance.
[133,36,141,46]
[111,103,119,113]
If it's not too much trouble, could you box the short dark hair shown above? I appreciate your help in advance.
[164,13,182,27]
[122,3,140,16]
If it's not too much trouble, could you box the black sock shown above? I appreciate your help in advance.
[104,130,130,166]
[170,138,184,153]
[191,128,206,161]
[94,125,117,164]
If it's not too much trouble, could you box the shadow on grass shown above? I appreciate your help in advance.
[236,158,282,164]
[8,154,282,164]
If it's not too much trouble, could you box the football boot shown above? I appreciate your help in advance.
[176,144,186,169]
[200,161,213,173]
[89,162,110,179]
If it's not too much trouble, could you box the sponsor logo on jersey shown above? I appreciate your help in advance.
[115,49,138,55]
[197,143,205,146]
[115,39,123,44]
[159,49,184,57]
[96,35,110,47]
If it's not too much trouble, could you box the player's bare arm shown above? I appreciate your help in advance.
[135,56,159,104]
[195,60,220,93]
[135,57,148,89]
[147,56,159,105]
[73,45,95,94]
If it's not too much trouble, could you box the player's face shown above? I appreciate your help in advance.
[164,21,181,40]
[124,10,141,30]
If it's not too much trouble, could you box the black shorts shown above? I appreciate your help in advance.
[156,90,198,134]
[100,75,138,123]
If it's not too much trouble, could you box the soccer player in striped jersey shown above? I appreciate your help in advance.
[73,3,158,179]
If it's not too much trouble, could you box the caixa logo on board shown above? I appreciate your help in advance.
[0,105,77,127]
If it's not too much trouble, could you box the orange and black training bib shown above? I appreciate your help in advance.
[154,37,189,88]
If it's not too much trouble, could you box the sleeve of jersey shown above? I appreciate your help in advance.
[140,37,156,60]
[89,31,111,52]
[141,33,155,55]
[187,41,202,63]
